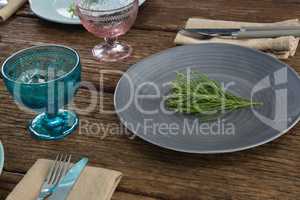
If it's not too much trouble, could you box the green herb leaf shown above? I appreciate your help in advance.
[166,70,262,120]
[68,2,76,17]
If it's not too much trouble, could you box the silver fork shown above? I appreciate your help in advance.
[36,154,72,200]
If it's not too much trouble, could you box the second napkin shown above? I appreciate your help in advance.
[175,18,300,59]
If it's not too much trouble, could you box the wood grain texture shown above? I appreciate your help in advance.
[16,0,300,31]
[0,171,158,200]
[0,16,175,92]
[0,0,300,200]
[0,82,299,200]
[2,16,300,93]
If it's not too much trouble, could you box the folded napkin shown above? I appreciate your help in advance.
[6,159,122,200]
[175,18,300,59]
[0,0,27,22]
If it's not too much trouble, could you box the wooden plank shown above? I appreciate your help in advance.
[0,81,299,200]
[112,192,160,200]
[0,16,175,92]
[3,16,300,94]
[1,1,300,200]
[0,171,23,199]
[16,1,300,31]
[0,171,159,200]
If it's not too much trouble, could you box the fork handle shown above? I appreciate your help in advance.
[36,193,50,200]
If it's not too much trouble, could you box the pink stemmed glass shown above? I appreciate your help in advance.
[75,0,139,62]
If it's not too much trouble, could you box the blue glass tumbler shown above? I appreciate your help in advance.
[1,45,81,140]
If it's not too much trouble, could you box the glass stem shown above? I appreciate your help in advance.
[104,37,118,47]
[45,103,62,131]
[46,105,58,119]
[46,64,59,120]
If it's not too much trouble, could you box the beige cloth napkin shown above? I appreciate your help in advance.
[6,159,122,200]
[0,0,27,22]
[175,18,300,59]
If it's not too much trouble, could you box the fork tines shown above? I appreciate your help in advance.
[46,153,72,185]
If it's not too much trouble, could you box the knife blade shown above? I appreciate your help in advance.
[184,28,240,36]
[48,157,89,200]
[183,28,300,39]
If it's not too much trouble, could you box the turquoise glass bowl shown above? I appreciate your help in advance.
[1,45,81,140]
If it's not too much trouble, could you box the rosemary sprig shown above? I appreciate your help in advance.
[166,71,262,120]
[68,2,76,17]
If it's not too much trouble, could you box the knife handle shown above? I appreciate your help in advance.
[243,26,300,31]
[234,30,300,38]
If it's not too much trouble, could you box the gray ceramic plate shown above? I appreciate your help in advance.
[0,142,4,174]
[29,0,146,25]
[114,43,300,153]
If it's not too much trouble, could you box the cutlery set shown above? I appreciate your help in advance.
[180,26,300,39]
[37,154,88,200]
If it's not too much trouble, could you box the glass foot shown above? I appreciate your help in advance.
[29,109,79,141]
[92,41,132,62]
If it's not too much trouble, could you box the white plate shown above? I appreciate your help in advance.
[29,0,146,25]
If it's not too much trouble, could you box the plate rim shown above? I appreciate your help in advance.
[29,0,146,25]
[0,142,4,174]
[29,0,81,25]
[114,43,300,154]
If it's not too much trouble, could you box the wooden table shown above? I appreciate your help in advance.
[0,1,300,199]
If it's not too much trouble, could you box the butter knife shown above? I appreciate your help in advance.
[182,28,300,39]
[48,158,89,200]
